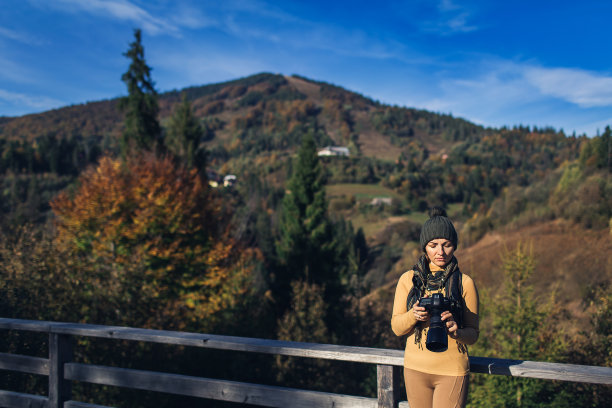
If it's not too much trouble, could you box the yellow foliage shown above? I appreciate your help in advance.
[50,153,256,330]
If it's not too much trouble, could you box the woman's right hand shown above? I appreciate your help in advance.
[412,300,429,322]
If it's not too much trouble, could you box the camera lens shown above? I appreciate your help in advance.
[424,293,449,352]
[426,324,448,352]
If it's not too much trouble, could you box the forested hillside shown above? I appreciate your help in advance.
[0,72,595,223]
[0,70,607,288]
[1,31,610,407]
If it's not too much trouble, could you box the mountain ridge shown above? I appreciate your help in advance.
[0,72,485,159]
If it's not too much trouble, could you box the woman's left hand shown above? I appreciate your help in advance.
[441,311,459,339]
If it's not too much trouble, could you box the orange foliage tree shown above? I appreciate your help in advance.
[51,154,256,330]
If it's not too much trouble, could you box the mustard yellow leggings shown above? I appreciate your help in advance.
[404,368,469,408]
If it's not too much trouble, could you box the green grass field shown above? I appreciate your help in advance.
[326,183,403,201]
[326,183,442,238]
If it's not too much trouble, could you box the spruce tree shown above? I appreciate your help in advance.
[564,285,612,407]
[119,29,161,156]
[275,133,337,313]
[276,280,336,389]
[599,126,611,171]
[166,93,205,169]
[470,243,569,408]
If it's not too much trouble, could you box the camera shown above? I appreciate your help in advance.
[419,293,451,352]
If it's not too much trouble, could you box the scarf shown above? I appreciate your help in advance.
[406,255,464,348]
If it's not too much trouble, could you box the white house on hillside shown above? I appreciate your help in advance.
[317,146,350,157]
[370,197,393,206]
[224,175,237,187]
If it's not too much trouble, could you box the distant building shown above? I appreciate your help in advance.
[317,146,350,157]
[207,169,222,188]
[207,170,237,188]
[224,175,237,187]
[370,197,393,206]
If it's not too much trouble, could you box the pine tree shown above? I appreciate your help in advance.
[333,218,368,296]
[275,133,337,313]
[564,285,612,407]
[119,29,161,157]
[166,93,206,169]
[598,126,611,171]
[276,280,334,389]
[470,243,569,408]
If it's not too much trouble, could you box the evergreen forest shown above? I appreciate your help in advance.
[0,29,610,407]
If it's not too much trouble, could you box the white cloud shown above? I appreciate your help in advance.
[217,0,300,25]
[0,26,42,44]
[524,67,612,108]
[415,60,536,119]
[170,1,407,60]
[274,24,403,60]
[170,4,218,30]
[420,0,479,35]
[46,0,179,35]
[0,89,64,112]
[36,0,402,59]
[446,12,478,33]
[389,57,612,136]
[0,56,39,84]
[437,0,461,12]
[411,59,612,121]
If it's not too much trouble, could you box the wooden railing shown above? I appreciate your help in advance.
[1,318,611,408]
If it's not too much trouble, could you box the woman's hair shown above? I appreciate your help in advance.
[419,206,458,251]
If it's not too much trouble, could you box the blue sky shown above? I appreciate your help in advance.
[1,0,611,137]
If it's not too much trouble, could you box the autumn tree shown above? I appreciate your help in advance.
[166,93,205,169]
[119,29,161,156]
[50,154,256,330]
[1,154,260,407]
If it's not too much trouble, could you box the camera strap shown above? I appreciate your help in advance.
[447,268,464,329]
[407,255,465,348]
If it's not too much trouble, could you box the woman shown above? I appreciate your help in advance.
[391,207,479,408]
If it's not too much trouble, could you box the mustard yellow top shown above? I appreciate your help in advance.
[391,262,479,376]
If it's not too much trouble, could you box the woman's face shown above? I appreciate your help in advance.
[425,238,455,268]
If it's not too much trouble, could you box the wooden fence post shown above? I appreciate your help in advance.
[377,364,401,408]
[49,333,73,408]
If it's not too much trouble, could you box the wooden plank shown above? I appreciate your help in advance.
[64,363,377,408]
[48,334,73,408]
[0,318,54,333]
[0,352,49,376]
[65,401,115,408]
[2,318,612,385]
[58,327,404,366]
[0,389,48,408]
[377,365,401,408]
[0,318,404,366]
[469,356,612,385]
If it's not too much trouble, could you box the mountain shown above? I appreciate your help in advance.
[0,72,581,166]
[0,72,609,307]
[0,73,484,160]
[0,72,585,196]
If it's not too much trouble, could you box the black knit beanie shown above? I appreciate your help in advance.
[419,207,458,251]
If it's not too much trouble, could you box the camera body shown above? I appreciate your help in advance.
[419,292,451,352]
